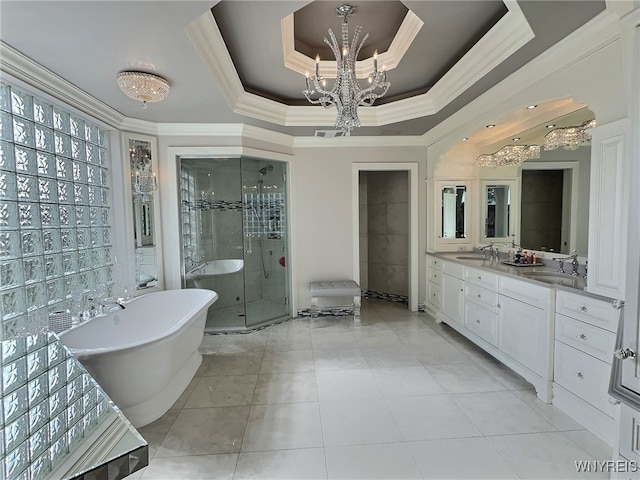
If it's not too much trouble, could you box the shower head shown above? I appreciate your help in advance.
[258,165,273,176]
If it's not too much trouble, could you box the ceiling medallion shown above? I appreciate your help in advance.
[302,4,390,136]
[116,71,170,108]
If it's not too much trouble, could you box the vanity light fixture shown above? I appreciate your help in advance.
[476,144,541,168]
[117,71,170,108]
[543,118,596,151]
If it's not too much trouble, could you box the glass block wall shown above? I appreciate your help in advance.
[0,82,113,340]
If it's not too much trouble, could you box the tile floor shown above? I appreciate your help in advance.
[131,298,611,480]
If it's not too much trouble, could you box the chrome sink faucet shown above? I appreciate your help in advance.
[480,243,499,262]
[552,250,580,275]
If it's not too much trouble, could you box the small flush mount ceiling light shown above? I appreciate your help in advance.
[462,137,469,141]
[116,71,170,108]
[546,124,556,129]
[486,124,496,128]
[512,137,521,141]
[526,105,537,109]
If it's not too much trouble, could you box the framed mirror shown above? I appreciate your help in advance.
[123,133,162,294]
[436,180,472,245]
[481,180,518,243]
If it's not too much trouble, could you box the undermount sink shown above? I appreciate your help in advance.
[520,271,583,287]
[455,256,487,261]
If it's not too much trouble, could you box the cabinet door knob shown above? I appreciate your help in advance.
[577,372,584,379]
[497,304,501,308]
[460,289,463,292]
[579,333,587,340]
[476,319,481,324]
[580,306,588,312]
[614,348,637,360]
[477,276,482,280]
[477,294,481,298]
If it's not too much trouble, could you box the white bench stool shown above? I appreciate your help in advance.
[309,280,361,318]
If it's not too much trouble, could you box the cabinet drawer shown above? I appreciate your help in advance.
[427,255,442,271]
[555,314,616,364]
[428,267,442,286]
[465,303,498,346]
[441,260,464,279]
[465,283,498,313]
[554,341,616,418]
[556,290,619,333]
[428,281,442,309]
[499,275,550,310]
[464,267,498,291]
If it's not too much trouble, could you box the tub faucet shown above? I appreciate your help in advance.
[88,298,126,317]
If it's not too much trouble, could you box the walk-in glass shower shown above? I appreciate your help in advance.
[179,157,289,331]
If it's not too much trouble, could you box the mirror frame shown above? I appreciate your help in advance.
[121,132,163,295]
[435,179,473,247]
[480,179,518,245]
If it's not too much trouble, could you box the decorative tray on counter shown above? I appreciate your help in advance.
[501,261,545,267]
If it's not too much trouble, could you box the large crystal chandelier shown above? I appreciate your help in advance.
[476,145,541,168]
[543,119,596,151]
[303,4,391,136]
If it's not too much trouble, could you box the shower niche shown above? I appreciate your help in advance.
[179,157,289,331]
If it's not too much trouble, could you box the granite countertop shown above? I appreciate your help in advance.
[428,251,616,302]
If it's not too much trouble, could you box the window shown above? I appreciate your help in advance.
[0,82,113,339]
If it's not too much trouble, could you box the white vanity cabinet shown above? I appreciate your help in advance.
[426,255,442,314]
[497,276,554,401]
[464,267,498,346]
[440,260,465,328]
[553,289,619,445]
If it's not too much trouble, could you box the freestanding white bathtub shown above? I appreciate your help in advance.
[59,288,218,428]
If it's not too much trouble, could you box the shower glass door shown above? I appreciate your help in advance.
[180,158,246,330]
[242,158,289,328]
[179,156,289,331]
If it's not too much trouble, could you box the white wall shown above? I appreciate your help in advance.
[290,145,426,309]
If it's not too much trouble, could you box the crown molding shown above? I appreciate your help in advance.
[281,10,423,78]
[241,124,295,149]
[189,1,533,128]
[0,41,125,129]
[186,10,245,105]
[120,117,160,136]
[156,123,243,137]
[421,8,623,153]
[293,134,425,149]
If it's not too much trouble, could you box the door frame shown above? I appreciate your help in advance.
[352,162,419,311]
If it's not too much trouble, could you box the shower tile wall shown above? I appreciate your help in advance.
[362,171,409,297]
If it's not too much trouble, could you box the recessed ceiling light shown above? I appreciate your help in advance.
[486,124,495,129]
[462,137,469,141]
[526,105,537,109]
[546,124,556,129]
[512,137,521,141]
